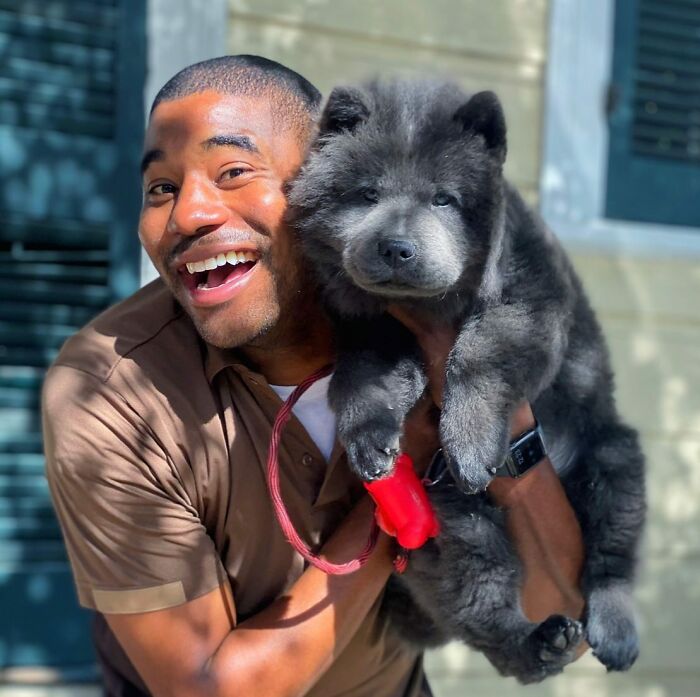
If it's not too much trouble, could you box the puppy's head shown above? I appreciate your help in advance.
[288,80,507,314]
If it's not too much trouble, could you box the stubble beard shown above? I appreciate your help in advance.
[188,250,317,352]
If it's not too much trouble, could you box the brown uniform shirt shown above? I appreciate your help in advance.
[42,279,426,697]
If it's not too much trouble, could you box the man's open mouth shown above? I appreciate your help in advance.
[180,250,259,292]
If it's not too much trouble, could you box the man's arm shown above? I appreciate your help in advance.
[491,403,585,624]
[105,497,394,697]
[108,406,586,697]
[392,307,587,630]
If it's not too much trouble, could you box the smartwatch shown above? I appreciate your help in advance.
[425,422,547,486]
[493,422,547,478]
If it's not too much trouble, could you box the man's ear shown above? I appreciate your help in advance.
[453,91,507,162]
[319,86,370,136]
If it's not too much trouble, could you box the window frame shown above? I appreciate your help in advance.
[540,0,700,259]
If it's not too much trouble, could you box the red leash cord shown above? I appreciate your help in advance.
[266,364,381,574]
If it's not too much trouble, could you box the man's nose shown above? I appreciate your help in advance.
[167,179,229,236]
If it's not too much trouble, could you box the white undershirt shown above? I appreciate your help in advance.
[269,374,337,461]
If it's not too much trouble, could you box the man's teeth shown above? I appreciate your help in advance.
[186,251,257,274]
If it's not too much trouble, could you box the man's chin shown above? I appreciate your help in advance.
[188,303,278,350]
[165,274,275,349]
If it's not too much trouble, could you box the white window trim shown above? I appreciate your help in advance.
[540,0,700,259]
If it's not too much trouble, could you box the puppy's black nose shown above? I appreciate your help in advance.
[378,239,416,268]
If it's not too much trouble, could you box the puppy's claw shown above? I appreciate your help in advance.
[345,431,400,482]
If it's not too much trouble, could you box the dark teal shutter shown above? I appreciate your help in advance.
[606,0,700,227]
[0,0,145,678]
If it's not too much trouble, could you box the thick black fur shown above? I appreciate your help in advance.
[288,79,646,684]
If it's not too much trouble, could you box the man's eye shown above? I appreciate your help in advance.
[148,183,176,196]
[220,167,249,181]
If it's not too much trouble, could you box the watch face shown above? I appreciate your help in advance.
[503,426,547,477]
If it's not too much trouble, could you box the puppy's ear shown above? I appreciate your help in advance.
[454,91,507,162]
[319,86,370,136]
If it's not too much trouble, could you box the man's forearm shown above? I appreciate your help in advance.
[201,498,393,697]
[489,403,586,624]
[200,408,587,697]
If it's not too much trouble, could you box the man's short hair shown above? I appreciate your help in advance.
[150,55,322,144]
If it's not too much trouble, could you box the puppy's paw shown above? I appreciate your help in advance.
[440,407,508,493]
[586,585,639,671]
[488,615,582,685]
[534,615,583,663]
[344,426,400,481]
[505,615,582,684]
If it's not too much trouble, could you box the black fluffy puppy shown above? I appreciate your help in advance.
[288,80,646,684]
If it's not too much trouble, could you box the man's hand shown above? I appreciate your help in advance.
[390,305,587,636]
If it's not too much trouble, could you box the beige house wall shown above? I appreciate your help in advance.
[228,2,699,696]
[228,0,546,203]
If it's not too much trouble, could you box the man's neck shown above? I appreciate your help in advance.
[240,311,335,386]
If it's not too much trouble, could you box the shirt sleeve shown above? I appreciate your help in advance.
[42,365,228,614]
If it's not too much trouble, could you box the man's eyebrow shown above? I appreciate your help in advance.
[201,134,260,154]
[140,148,164,175]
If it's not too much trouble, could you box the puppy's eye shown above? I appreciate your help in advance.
[363,188,380,203]
[432,192,454,207]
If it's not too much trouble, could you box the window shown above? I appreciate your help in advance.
[606,0,700,227]
[541,0,700,256]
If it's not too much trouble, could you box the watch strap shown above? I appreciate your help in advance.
[424,422,547,486]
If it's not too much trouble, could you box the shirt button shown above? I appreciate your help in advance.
[301,453,314,467]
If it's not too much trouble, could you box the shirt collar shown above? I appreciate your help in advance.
[204,343,256,384]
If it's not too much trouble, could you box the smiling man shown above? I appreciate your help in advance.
[42,55,584,697]
[43,55,430,697]
[141,60,324,355]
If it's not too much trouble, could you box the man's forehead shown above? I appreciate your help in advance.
[144,90,276,152]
